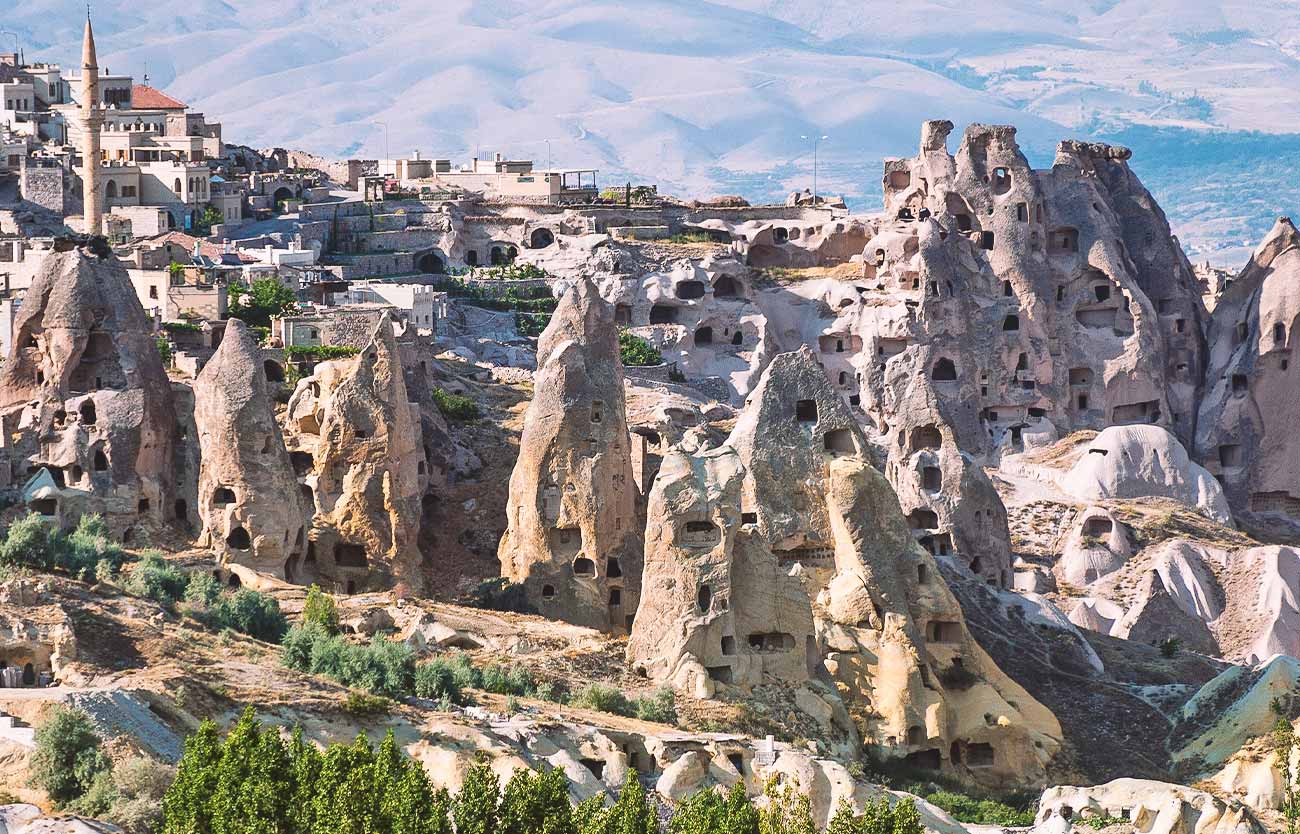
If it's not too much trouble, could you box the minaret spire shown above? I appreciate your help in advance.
[80,11,103,236]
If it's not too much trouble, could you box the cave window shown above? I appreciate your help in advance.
[335,543,367,567]
[921,466,942,491]
[909,508,939,529]
[226,526,251,550]
[606,557,622,578]
[795,399,817,423]
[1094,285,1111,302]
[695,326,713,346]
[465,250,478,267]
[1016,352,1029,371]
[608,588,622,607]
[1275,322,1287,346]
[591,400,604,424]
[911,425,942,450]
[741,512,757,525]
[980,231,995,250]
[773,227,789,244]
[213,487,236,506]
[1016,202,1027,222]
[573,557,596,576]
[992,167,1011,194]
[955,214,971,232]
[824,428,854,454]
[1232,374,1248,395]
[79,400,97,425]
[1002,280,1013,297]
[300,483,314,507]
[649,305,677,324]
[932,358,957,381]
[541,584,555,600]
[906,726,924,746]
[676,280,706,300]
[917,563,930,584]
[1176,319,1186,333]
[93,450,108,471]
[714,275,738,297]
[837,371,848,386]
[731,330,743,346]
[1235,322,1248,345]
[138,498,150,513]
[1051,228,1079,253]
[697,584,712,613]
[1002,314,1019,332]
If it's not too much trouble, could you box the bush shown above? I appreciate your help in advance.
[633,687,678,724]
[281,625,414,698]
[302,584,339,633]
[0,513,126,582]
[284,345,360,362]
[69,757,174,834]
[183,572,221,606]
[341,691,393,718]
[433,387,479,420]
[923,790,1035,827]
[28,706,111,807]
[467,578,534,614]
[123,552,188,608]
[572,683,634,716]
[228,278,297,328]
[414,658,463,704]
[618,331,662,367]
[155,338,172,366]
[199,589,288,643]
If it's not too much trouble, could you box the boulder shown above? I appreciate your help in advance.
[1034,778,1265,834]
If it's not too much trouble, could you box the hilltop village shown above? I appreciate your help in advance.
[1,16,1299,834]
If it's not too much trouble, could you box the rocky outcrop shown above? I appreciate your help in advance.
[1061,425,1231,524]
[1034,778,1265,834]
[193,319,308,581]
[1195,217,1300,533]
[630,348,1061,787]
[282,314,425,594]
[0,244,174,536]
[498,276,642,631]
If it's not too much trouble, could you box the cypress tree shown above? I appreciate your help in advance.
[605,772,658,834]
[209,708,263,834]
[287,726,322,834]
[453,759,500,834]
[162,719,223,834]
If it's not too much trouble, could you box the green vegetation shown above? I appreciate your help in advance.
[123,551,188,608]
[598,185,659,204]
[1158,637,1182,658]
[69,757,175,834]
[228,277,298,328]
[665,231,720,244]
[284,344,360,362]
[916,790,1034,827]
[618,330,663,366]
[1079,816,1128,830]
[302,584,340,633]
[515,312,552,337]
[1273,698,1299,834]
[433,387,479,420]
[0,513,126,582]
[431,276,557,317]
[161,320,203,334]
[156,713,922,834]
[29,706,111,808]
[465,262,552,282]
[166,261,186,281]
[571,683,677,724]
[192,204,225,236]
[155,337,172,366]
[281,623,420,698]
[341,691,394,719]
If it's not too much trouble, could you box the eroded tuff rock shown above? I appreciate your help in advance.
[630,348,1061,787]
[498,276,642,631]
[282,314,425,594]
[1034,778,1264,834]
[1196,217,1300,533]
[1061,425,1231,524]
[0,245,173,535]
[193,319,308,580]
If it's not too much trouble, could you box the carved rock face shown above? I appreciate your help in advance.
[194,318,308,579]
[281,314,425,594]
[629,348,1062,787]
[0,246,174,535]
[498,276,642,631]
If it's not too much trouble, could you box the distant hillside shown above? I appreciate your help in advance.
[14,0,1300,263]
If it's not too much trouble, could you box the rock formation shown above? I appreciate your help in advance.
[193,319,308,581]
[1034,778,1264,834]
[282,314,425,594]
[1195,216,1300,533]
[498,276,642,631]
[0,244,174,536]
[1061,426,1231,524]
[630,348,1061,786]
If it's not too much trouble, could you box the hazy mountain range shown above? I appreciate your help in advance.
[12,0,1300,263]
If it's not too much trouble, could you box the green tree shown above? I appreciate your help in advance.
[604,772,658,834]
[890,799,921,834]
[287,727,322,834]
[311,735,375,834]
[618,331,663,367]
[28,706,112,807]
[668,788,724,834]
[758,779,814,834]
[499,768,574,834]
[302,585,339,633]
[228,278,297,328]
[162,719,223,834]
[453,760,500,834]
[721,782,760,834]
[209,708,261,834]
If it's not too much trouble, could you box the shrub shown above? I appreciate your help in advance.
[28,706,111,807]
[341,691,393,718]
[573,683,634,716]
[1158,637,1182,658]
[937,662,979,691]
[281,625,414,698]
[923,791,1034,827]
[69,757,174,834]
[302,584,339,633]
[414,658,463,704]
[183,572,221,606]
[123,552,188,608]
[228,278,297,328]
[633,687,678,724]
[155,338,172,366]
[161,321,203,334]
[0,513,125,582]
[433,388,479,420]
[618,331,662,366]
[200,589,288,643]
[284,345,360,362]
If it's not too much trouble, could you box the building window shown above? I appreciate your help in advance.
[149,286,158,299]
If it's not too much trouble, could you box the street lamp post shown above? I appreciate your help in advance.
[800,134,829,205]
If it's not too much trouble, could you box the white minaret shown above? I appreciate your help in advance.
[80,12,104,236]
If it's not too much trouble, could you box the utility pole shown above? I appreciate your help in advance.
[800,134,828,205]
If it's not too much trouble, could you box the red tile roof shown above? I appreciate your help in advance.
[131,84,187,111]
